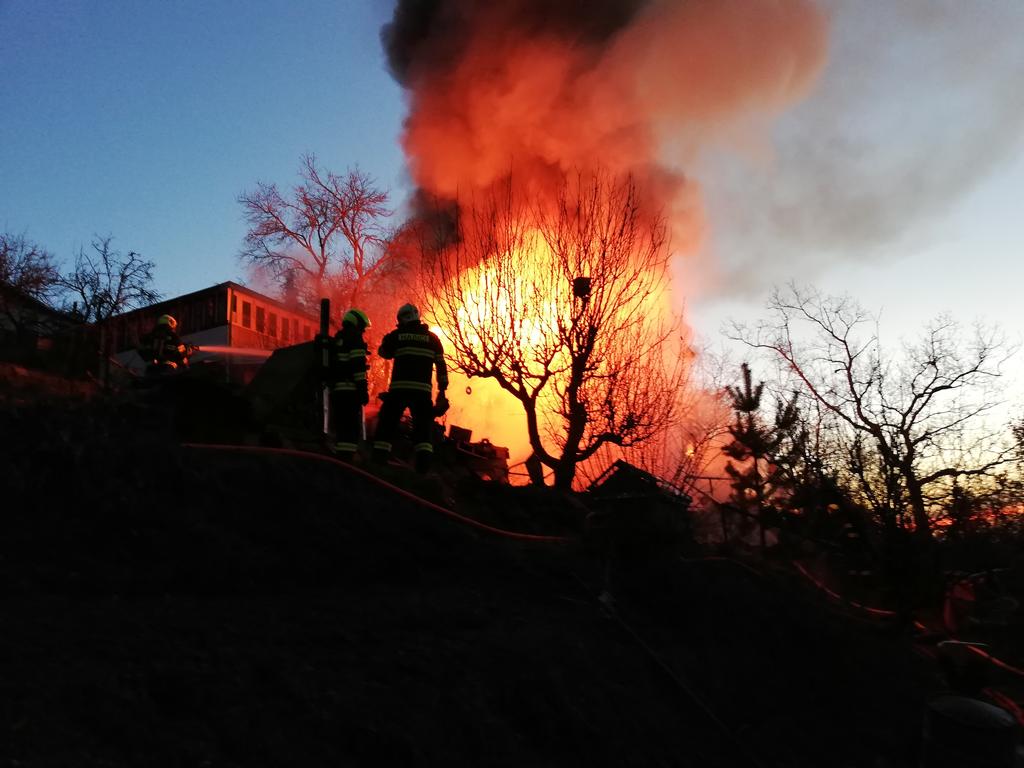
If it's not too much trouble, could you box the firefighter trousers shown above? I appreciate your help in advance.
[372,390,434,470]
[330,390,364,458]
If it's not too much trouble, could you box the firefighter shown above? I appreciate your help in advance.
[329,308,371,461]
[139,314,193,375]
[372,303,449,472]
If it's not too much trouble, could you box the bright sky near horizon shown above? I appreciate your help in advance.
[2,0,1023,408]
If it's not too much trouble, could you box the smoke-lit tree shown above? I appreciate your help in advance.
[60,236,160,323]
[622,365,732,496]
[424,171,688,489]
[238,155,396,313]
[0,232,62,338]
[733,284,1016,544]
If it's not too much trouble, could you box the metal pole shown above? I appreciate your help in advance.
[319,298,330,436]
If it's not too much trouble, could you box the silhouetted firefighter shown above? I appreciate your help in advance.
[373,303,449,472]
[329,308,371,461]
[138,314,196,376]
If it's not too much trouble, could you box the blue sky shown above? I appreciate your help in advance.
[2,0,1022,402]
[1,0,406,295]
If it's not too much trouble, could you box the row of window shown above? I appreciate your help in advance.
[230,294,313,342]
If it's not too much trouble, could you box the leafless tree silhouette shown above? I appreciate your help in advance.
[238,155,394,312]
[425,172,688,488]
[733,283,1016,542]
[60,236,159,323]
[0,232,62,337]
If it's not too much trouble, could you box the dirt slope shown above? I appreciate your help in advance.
[1,385,932,767]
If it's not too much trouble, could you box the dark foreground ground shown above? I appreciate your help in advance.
[1,372,941,767]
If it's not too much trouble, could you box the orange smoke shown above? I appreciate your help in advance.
[384,0,829,479]
[396,0,826,213]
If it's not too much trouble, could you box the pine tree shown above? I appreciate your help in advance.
[722,363,803,549]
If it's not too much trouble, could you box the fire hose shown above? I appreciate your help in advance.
[180,442,571,544]
[182,442,779,764]
[183,443,1024,731]
[792,557,1024,726]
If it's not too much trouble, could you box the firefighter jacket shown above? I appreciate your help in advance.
[331,327,369,399]
[378,321,449,395]
[139,325,189,368]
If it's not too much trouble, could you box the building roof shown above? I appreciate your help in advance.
[0,282,77,324]
[111,281,316,322]
[588,460,692,505]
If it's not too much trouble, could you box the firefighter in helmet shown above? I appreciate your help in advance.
[330,308,371,460]
[372,303,449,472]
[139,314,194,375]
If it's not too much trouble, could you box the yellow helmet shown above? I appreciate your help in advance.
[343,308,371,330]
[157,314,177,330]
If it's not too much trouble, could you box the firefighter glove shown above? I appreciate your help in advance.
[433,393,450,417]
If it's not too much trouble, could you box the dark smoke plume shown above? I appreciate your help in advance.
[383,0,648,84]
[382,0,828,255]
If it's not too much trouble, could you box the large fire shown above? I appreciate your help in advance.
[426,225,673,471]
[382,0,829,483]
[427,231,563,469]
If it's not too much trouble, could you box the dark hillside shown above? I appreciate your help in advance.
[1,377,936,767]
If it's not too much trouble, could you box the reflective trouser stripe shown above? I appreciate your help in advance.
[395,347,437,358]
[333,382,356,391]
[333,442,357,452]
[373,441,392,452]
[389,381,432,393]
[414,442,433,454]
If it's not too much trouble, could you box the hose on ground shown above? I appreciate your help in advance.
[181,442,572,544]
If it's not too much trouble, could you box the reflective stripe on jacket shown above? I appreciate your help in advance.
[332,330,369,395]
[378,322,448,394]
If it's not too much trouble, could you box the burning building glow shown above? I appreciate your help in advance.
[381,0,829,484]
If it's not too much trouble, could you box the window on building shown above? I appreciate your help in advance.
[241,301,252,328]
[268,312,277,338]
[281,315,290,342]
[231,294,237,320]
[292,319,299,340]
[255,306,265,334]
[303,324,312,341]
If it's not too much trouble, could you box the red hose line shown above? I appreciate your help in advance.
[969,644,1024,679]
[983,688,1024,727]
[181,443,572,544]
[793,561,1024,683]
[792,561,898,618]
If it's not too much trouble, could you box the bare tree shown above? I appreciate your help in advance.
[425,172,688,489]
[61,236,160,323]
[238,155,393,311]
[0,232,62,337]
[608,344,732,494]
[733,283,1016,543]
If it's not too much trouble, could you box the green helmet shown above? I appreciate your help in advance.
[343,308,370,330]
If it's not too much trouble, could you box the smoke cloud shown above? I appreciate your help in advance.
[693,0,1024,296]
[382,0,828,252]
